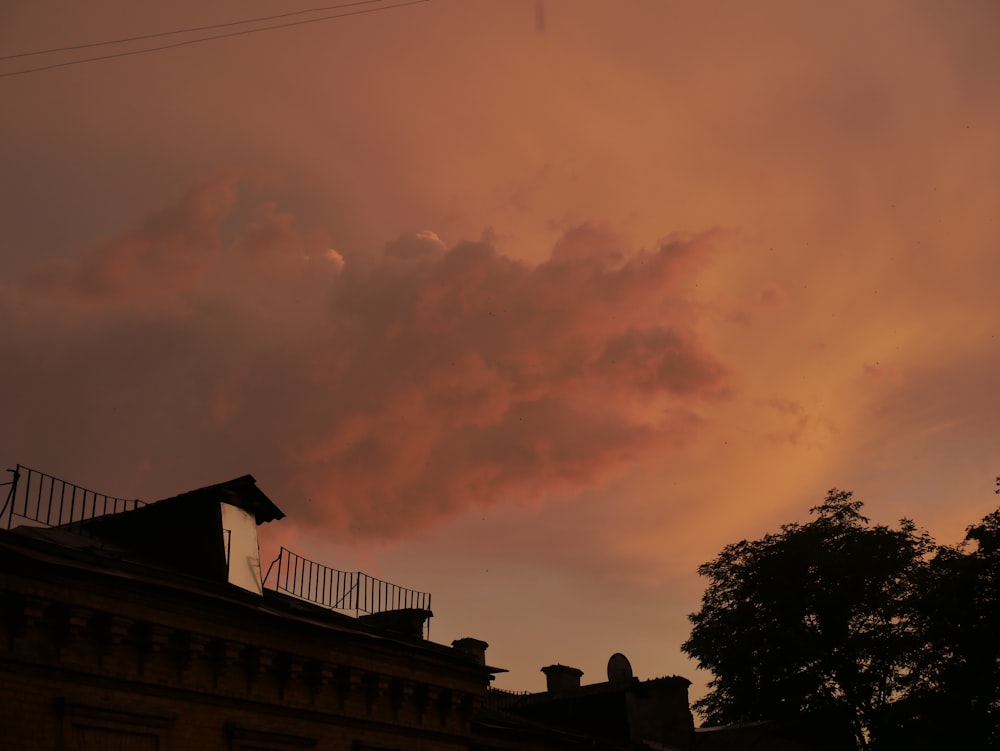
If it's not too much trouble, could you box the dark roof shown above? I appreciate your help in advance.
[54,475,285,583]
[0,525,482,671]
[474,707,638,751]
[519,674,692,704]
[152,474,285,524]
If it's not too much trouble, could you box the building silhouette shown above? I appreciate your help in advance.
[0,466,818,751]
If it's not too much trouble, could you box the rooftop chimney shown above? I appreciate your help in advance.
[452,637,489,665]
[541,664,583,693]
[357,608,432,639]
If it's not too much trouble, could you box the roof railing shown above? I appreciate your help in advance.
[266,545,432,618]
[485,687,532,711]
[1,464,145,531]
[2,465,433,632]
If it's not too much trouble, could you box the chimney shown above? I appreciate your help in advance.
[541,664,583,693]
[452,637,489,665]
[358,608,433,639]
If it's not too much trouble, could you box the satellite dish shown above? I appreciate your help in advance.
[607,653,633,683]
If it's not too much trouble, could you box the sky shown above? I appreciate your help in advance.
[2,0,1000,701]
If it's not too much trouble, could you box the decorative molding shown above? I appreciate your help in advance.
[412,682,429,725]
[227,723,317,750]
[334,664,353,708]
[2,587,486,732]
[437,687,453,728]
[273,651,293,700]
[362,671,381,714]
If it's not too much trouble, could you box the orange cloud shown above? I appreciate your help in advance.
[6,180,730,539]
[863,362,904,385]
[21,176,334,313]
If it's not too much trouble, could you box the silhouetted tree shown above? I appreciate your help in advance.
[878,507,1000,749]
[682,490,934,751]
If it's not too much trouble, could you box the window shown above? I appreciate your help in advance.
[56,699,176,751]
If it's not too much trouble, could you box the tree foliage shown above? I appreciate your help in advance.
[682,489,933,750]
[879,507,1000,748]
[684,487,1000,749]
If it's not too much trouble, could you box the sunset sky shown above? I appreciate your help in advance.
[3,0,999,700]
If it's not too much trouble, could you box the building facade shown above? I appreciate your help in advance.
[0,471,494,751]
[3,467,800,751]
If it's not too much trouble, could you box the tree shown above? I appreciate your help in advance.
[879,506,1000,749]
[682,490,933,751]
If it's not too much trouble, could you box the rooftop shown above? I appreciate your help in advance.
[1,464,432,628]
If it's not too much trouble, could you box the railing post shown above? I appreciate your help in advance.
[0,466,20,530]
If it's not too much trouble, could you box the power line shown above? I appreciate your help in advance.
[0,0,430,79]
[0,0,384,61]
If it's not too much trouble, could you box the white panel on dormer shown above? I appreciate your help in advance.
[220,502,262,595]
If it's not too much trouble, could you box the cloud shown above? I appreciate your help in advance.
[758,398,804,416]
[863,362,904,385]
[21,176,237,306]
[594,328,730,397]
[4,180,730,539]
[20,175,336,314]
[383,230,446,261]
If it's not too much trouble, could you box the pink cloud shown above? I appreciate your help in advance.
[21,175,334,313]
[863,362,904,385]
[727,281,789,326]
[5,179,731,539]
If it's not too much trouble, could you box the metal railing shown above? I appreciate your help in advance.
[2,466,433,632]
[267,546,432,616]
[1,464,145,531]
[485,688,532,711]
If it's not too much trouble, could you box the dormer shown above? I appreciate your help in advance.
[77,475,283,594]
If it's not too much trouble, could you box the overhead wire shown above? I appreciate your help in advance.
[0,0,430,79]
[0,0,385,61]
